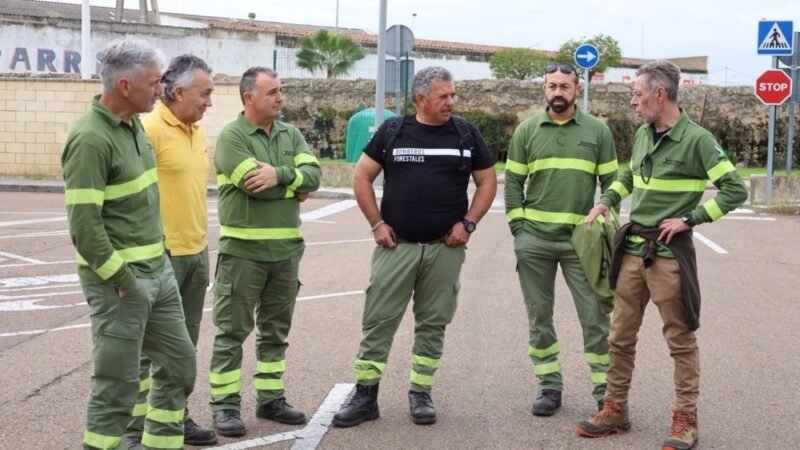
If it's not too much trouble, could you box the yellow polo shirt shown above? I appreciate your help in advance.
[142,101,209,256]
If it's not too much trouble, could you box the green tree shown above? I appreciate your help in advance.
[555,34,622,78]
[296,29,365,78]
[489,48,549,80]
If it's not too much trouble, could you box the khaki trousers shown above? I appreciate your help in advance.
[605,254,700,411]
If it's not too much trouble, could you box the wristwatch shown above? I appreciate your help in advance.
[461,219,476,233]
[681,212,694,227]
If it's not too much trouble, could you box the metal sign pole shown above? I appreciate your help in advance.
[583,70,590,112]
[787,31,799,174]
[374,0,388,128]
[767,56,778,202]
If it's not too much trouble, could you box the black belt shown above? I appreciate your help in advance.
[395,236,447,245]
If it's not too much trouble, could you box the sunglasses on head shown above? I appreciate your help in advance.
[545,63,576,74]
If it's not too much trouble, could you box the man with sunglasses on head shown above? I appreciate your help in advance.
[505,62,618,417]
[576,60,746,450]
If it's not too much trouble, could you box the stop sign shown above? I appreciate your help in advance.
[755,69,792,105]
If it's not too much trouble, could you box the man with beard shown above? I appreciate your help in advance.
[504,62,618,417]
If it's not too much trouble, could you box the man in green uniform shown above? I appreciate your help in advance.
[576,60,747,449]
[124,55,217,447]
[209,67,320,437]
[505,62,618,416]
[62,38,196,450]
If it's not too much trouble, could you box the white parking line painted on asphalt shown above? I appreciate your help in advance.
[0,250,45,264]
[0,260,74,269]
[694,232,728,254]
[0,230,69,240]
[0,216,67,227]
[1,211,66,216]
[0,273,79,288]
[300,200,358,221]
[0,283,80,293]
[205,383,355,450]
[0,323,90,338]
[306,238,373,246]
[721,216,776,221]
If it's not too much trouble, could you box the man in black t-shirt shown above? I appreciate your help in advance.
[333,66,496,427]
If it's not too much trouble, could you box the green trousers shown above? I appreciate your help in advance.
[128,248,209,435]
[209,252,302,411]
[354,242,465,393]
[82,262,196,450]
[514,232,610,400]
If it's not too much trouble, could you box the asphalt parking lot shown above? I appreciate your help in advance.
[0,189,798,449]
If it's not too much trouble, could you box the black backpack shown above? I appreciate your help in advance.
[382,115,475,171]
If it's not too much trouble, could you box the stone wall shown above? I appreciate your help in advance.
[0,76,797,180]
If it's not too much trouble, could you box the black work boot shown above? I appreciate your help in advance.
[408,390,436,425]
[184,416,218,445]
[532,389,562,416]
[332,383,380,427]
[256,397,307,425]
[121,435,141,450]
[212,409,246,437]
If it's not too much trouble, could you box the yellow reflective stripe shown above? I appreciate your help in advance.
[140,377,151,392]
[118,242,164,262]
[626,235,646,243]
[132,402,148,417]
[217,174,231,187]
[633,177,706,192]
[703,198,724,222]
[104,168,158,201]
[585,353,610,364]
[529,157,596,175]
[65,188,105,205]
[254,378,284,390]
[506,207,525,222]
[257,360,286,374]
[83,430,121,450]
[523,208,585,225]
[597,160,619,175]
[209,369,241,385]
[533,361,561,376]
[707,160,736,183]
[609,181,630,198]
[412,355,441,368]
[294,152,319,166]
[141,431,183,449]
[76,251,124,280]
[147,407,184,424]
[529,342,561,358]
[211,381,241,396]
[505,159,529,176]
[220,225,301,240]
[591,372,608,384]
[409,370,434,387]
[288,169,304,190]
[354,359,385,381]
[230,158,258,185]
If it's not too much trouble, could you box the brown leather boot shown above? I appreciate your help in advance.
[662,409,699,449]
[576,399,631,437]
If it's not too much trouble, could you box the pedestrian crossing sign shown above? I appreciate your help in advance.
[758,21,793,55]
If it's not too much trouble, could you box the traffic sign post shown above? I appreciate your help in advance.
[574,44,599,112]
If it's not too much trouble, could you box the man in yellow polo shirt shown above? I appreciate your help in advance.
[124,54,217,447]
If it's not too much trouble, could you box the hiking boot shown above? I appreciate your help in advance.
[597,399,605,411]
[212,409,246,437]
[532,389,562,416]
[121,435,141,450]
[408,391,436,425]
[576,399,631,437]
[662,409,699,449]
[332,383,380,428]
[256,397,307,425]
[184,416,218,446]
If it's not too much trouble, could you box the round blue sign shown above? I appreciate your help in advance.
[574,44,600,70]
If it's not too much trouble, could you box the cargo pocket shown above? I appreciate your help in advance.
[213,282,233,330]
[94,318,142,381]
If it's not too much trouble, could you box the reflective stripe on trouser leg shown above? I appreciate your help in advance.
[514,232,563,390]
[125,376,151,436]
[354,359,386,385]
[255,253,302,405]
[141,265,196,449]
[561,239,610,400]
[409,243,465,392]
[209,254,259,411]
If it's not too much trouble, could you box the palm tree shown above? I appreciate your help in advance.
[296,29,365,79]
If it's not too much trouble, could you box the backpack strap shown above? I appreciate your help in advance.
[382,116,405,157]
[451,115,474,150]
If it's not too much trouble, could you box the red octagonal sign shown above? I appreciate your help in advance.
[755,69,792,105]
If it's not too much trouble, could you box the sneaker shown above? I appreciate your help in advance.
[184,416,218,446]
[576,399,632,437]
[256,397,307,425]
[332,383,380,428]
[532,389,562,416]
[662,409,699,449]
[408,391,436,425]
[212,409,246,437]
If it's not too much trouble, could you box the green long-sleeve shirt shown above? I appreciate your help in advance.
[61,95,165,291]
[505,108,618,240]
[600,110,747,256]
[215,113,321,262]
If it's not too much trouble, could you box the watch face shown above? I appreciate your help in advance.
[463,220,476,232]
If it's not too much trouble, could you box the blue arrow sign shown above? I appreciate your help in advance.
[758,21,793,55]
[574,44,600,70]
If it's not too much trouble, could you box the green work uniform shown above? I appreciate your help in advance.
[209,113,320,410]
[505,107,617,399]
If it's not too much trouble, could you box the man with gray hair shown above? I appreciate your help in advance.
[333,66,496,427]
[123,54,217,447]
[61,38,197,450]
[576,60,746,449]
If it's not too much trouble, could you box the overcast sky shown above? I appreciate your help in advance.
[58,0,799,86]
